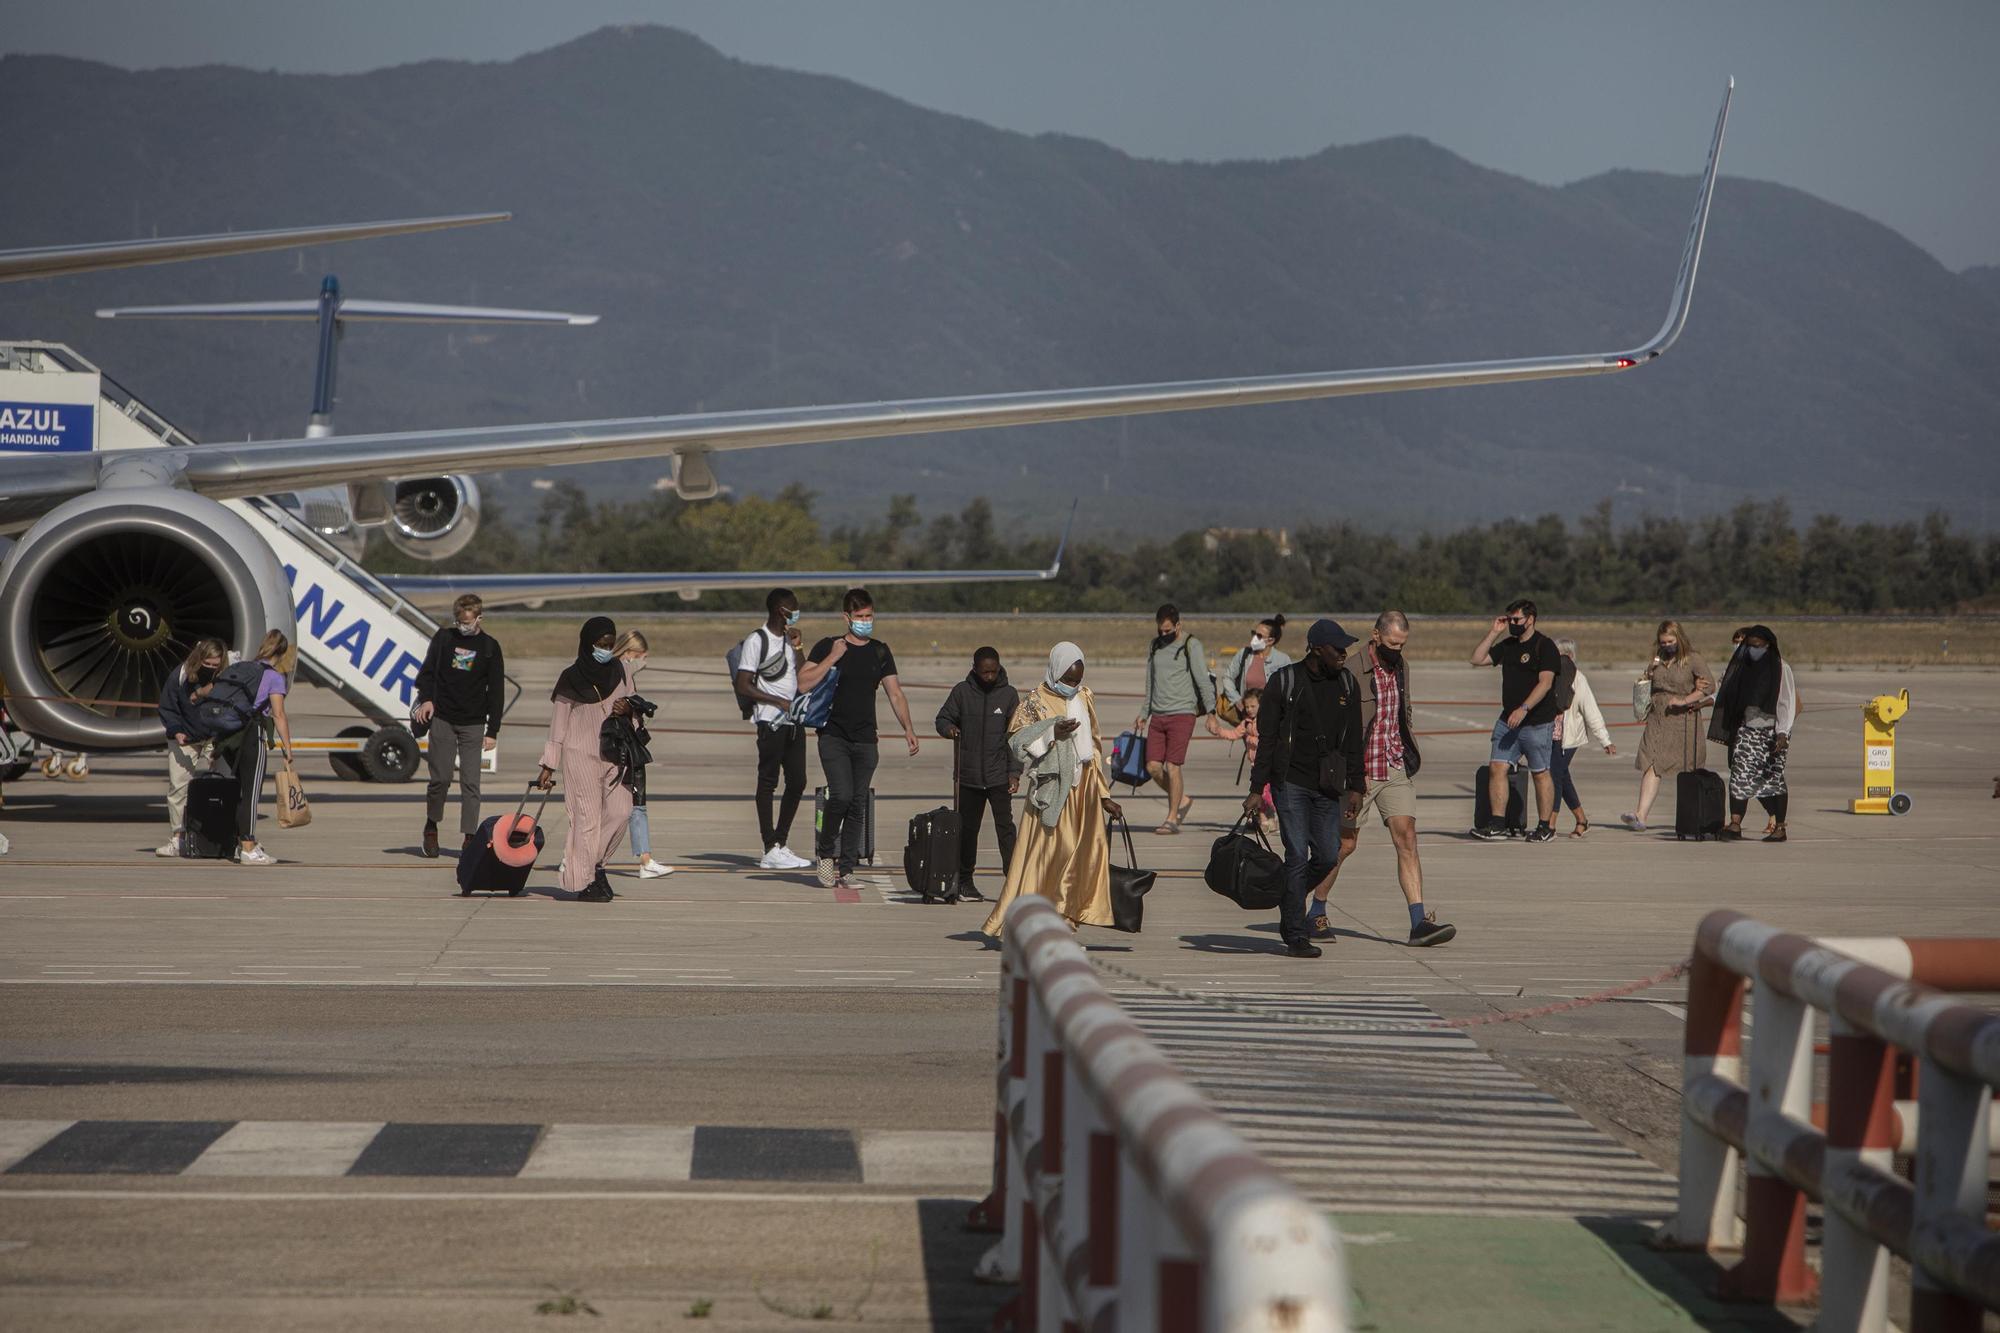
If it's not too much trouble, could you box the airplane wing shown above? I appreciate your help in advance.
[0,213,508,283]
[97,299,598,326]
[0,81,1731,534]
[378,506,1075,613]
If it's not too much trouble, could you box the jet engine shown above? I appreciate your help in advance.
[0,490,296,752]
[382,475,480,561]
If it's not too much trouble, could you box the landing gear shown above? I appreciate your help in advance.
[359,726,420,783]
[328,725,374,781]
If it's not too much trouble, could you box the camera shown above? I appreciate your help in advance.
[625,694,659,719]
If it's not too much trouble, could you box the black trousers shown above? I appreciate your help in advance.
[816,733,878,873]
[956,783,1017,880]
[755,722,807,849]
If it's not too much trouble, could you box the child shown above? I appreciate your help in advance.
[617,631,673,880]
[1212,688,1279,837]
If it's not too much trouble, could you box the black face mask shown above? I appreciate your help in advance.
[195,666,218,684]
[1507,622,1528,639]
[1153,632,1177,651]
[1375,645,1403,669]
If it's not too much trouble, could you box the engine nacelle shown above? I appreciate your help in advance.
[381,475,480,561]
[0,490,295,752]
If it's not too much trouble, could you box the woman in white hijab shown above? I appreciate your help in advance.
[980,642,1122,936]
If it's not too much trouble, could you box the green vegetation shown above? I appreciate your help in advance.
[386,486,2000,618]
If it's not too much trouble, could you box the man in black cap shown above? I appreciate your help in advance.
[1246,619,1366,959]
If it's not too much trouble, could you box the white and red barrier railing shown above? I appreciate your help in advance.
[968,895,1347,1332]
[1660,910,2000,1332]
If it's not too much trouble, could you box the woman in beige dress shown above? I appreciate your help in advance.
[536,616,636,902]
[1621,619,1713,832]
[981,643,1124,937]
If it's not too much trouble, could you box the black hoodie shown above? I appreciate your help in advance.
[934,667,1023,788]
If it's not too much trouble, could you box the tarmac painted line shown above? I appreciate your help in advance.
[0,1121,74,1172]
[0,1188,947,1204]
[184,1121,384,1178]
[515,1124,695,1180]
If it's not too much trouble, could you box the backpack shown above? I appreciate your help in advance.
[790,665,841,730]
[191,661,265,740]
[1552,657,1577,714]
[726,628,790,721]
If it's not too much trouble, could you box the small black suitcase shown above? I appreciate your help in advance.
[457,786,548,895]
[1675,769,1727,841]
[814,786,875,865]
[181,772,240,859]
[904,807,962,903]
[1472,764,1529,835]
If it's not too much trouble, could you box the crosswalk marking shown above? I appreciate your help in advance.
[0,1121,990,1186]
[1114,991,1680,1218]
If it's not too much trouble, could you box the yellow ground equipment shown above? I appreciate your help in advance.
[1850,688,1912,815]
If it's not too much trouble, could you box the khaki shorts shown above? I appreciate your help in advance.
[1344,765,1418,830]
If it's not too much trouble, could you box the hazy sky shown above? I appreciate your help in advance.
[10,1,1998,269]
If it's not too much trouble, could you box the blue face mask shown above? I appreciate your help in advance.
[1049,679,1079,699]
[849,619,875,640]
[591,647,615,664]
[785,609,801,628]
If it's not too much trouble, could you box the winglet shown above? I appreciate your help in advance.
[1043,500,1078,578]
[1630,79,1733,360]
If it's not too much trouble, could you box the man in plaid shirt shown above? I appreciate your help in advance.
[1307,611,1456,947]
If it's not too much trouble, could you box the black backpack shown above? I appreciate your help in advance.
[192,660,265,739]
[1552,657,1577,714]
[728,628,790,721]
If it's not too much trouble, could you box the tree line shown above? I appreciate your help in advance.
[373,486,2000,616]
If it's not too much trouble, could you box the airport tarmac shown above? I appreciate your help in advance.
[0,654,1993,1329]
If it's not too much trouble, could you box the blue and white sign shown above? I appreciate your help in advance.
[0,399,94,453]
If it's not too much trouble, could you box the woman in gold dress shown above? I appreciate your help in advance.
[981,643,1124,937]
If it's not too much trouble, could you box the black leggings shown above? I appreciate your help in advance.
[1729,792,1788,822]
[1551,743,1583,814]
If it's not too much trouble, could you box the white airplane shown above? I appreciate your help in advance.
[0,83,1732,767]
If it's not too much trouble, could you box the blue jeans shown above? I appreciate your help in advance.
[1270,781,1341,946]
[1489,718,1555,773]
[628,806,651,858]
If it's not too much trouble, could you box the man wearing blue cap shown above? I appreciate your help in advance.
[1246,619,1366,959]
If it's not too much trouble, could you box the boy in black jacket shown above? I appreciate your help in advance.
[412,594,506,857]
[934,647,1022,900]
[1246,620,1365,959]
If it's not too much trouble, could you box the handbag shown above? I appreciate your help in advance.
[1632,676,1653,722]
[1204,815,1286,912]
[1105,817,1156,933]
[274,758,312,829]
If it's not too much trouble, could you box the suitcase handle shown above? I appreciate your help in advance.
[505,781,553,849]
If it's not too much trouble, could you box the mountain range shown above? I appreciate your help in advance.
[4,25,1995,534]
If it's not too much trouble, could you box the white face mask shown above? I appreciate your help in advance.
[1746,646,1767,662]
[455,619,481,637]
[1248,635,1268,652]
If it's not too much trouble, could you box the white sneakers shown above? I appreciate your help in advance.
[155,839,180,858]
[237,845,275,866]
[760,846,813,871]
[637,859,675,879]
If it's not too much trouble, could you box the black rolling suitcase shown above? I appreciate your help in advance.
[181,772,240,859]
[457,785,548,896]
[1472,764,1529,835]
[903,740,963,903]
[814,786,875,865]
[1675,769,1726,841]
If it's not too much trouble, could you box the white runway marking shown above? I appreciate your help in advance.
[185,1122,384,1177]
[0,1122,74,1172]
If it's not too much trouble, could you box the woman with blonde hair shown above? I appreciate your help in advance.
[155,637,230,856]
[981,642,1123,937]
[615,629,672,880]
[1621,620,1712,832]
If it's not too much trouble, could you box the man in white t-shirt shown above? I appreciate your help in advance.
[734,588,812,869]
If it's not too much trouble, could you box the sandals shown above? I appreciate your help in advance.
[1719,822,1744,841]
[1569,815,1589,839]
[1763,824,1787,843]
[1154,818,1183,836]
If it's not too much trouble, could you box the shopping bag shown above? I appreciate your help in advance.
[274,759,312,829]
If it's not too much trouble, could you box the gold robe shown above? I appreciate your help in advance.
[981,684,1115,936]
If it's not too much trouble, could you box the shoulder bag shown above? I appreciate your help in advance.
[1105,817,1155,933]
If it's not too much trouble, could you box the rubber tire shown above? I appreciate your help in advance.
[1888,791,1913,816]
[359,726,421,783]
[328,725,373,781]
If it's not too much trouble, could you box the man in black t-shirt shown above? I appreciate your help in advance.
[799,587,920,890]
[1470,598,1563,842]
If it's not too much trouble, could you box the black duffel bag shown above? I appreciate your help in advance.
[1105,817,1156,933]
[1205,816,1285,911]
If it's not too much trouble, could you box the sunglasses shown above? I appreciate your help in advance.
[1506,618,1528,627]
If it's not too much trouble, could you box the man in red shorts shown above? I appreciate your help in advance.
[1132,603,1214,834]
